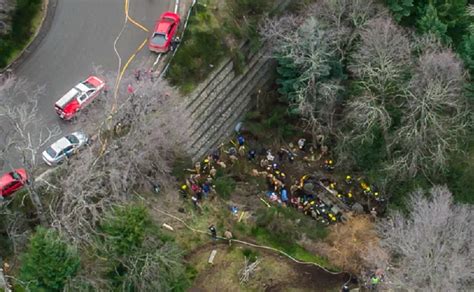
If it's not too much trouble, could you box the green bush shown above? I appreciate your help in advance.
[214,176,236,199]
[172,155,193,182]
[241,248,259,262]
[167,2,228,93]
[445,146,474,204]
[245,104,298,141]
[250,207,332,268]
[386,0,471,47]
[19,227,80,291]
[98,204,190,291]
[100,204,151,256]
[227,0,271,20]
[0,0,43,68]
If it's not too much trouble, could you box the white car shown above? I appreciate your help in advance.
[42,132,89,166]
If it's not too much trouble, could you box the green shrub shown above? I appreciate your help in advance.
[19,227,80,291]
[250,207,332,268]
[241,248,259,262]
[0,0,43,68]
[98,204,190,291]
[214,176,236,199]
[172,155,193,182]
[167,2,228,93]
[227,0,271,20]
[445,145,474,204]
[100,204,151,256]
[254,207,301,248]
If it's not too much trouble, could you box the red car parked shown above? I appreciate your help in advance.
[54,76,105,120]
[0,169,28,197]
[148,12,180,53]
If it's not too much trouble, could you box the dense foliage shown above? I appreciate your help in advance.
[262,0,473,204]
[167,0,273,93]
[387,0,471,47]
[96,204,189,291]
[386,0,474,203]
[0,0,43,68]
[18,227,80,291]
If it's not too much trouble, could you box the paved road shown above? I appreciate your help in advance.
[2,0,173,170]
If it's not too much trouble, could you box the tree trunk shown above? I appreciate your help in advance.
[27,183,47,226]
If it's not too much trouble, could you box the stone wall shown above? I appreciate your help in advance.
[184,41,276,161]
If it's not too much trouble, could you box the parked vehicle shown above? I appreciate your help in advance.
[0,169,28,197]
[54,76,105,120]
[42,131,89,166]
[148,12,180,53]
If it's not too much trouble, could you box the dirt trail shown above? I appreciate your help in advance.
[187,242,350,292]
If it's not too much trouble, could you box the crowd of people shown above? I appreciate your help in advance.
[178,127,385,223]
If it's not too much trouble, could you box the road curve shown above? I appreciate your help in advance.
[2,0,173,169]
[15,0,172,130]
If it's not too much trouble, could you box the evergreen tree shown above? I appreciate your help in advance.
[417,4,450,43]
[387,0,414,21]
[100,204,151,256]
[19,227,80,291]
[459,33,474,73]
[275,54,305,114]
[98,204,188,291]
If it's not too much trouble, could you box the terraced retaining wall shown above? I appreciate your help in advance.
[184,42,276,162]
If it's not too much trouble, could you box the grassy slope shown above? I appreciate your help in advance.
[0,0,44,69]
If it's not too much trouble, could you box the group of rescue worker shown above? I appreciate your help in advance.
[178,128,384,220]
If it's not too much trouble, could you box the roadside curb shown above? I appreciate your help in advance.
[0,0,58,74]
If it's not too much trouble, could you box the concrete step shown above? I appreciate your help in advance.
[186,52,270,153]
[191,63,275,161]
[186,47,270,144]
[190,60,275,160]
[184,41,253,113]
[185,46,264,134]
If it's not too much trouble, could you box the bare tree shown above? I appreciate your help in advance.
[0,77,60,225]
[308,0,383,60]
[259,1,385,141]
[388,49,469,177]
[376,186,473,290]
[342,91,392,147]
[328,15,410,158]
[349,17,412,96]
[50,76,190,246]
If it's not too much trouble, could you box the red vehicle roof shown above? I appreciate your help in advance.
[156,21,172,34]
[85,76,104,88]
[149,12,180,53]
[0,169,27,196]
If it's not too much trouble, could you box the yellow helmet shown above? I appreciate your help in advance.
[374,192,379,196]
[337,193,342,198]
[346,175,351,180]
[348,192,353,198]
[181,184,187,190]
[204,159,209,163]
[329,160,333,164]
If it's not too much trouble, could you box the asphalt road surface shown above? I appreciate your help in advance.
[2,0,173,170]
